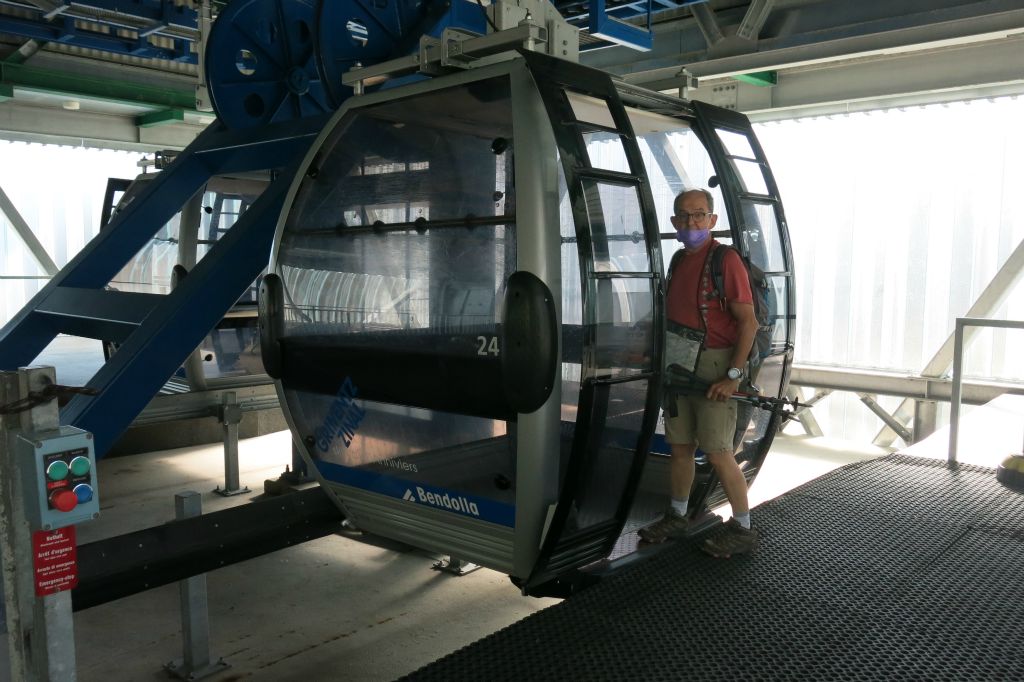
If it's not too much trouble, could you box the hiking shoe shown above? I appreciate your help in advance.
[702,518,759,558]
[638,510,689,544]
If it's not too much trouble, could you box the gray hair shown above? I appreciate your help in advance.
[673,188,715,214]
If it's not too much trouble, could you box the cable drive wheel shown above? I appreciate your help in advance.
[205,0,334,129]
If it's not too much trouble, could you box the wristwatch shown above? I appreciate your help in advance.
[727,367,745,381]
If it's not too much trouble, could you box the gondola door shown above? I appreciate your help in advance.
[519,55,665,593]
[689,100,796,482]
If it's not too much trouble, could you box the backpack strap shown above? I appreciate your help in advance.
[696,242,719,333]
[666,248,685,282]
[709,243,731,307]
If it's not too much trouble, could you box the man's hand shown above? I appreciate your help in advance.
[707,377,741,402]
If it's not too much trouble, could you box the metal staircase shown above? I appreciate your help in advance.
[0,115,325,457]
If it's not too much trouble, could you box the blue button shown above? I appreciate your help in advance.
[73,483,93,503]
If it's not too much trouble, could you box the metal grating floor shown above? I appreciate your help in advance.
[401,455,1024,681]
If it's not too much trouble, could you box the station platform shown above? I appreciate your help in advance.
[402,452,1024,680]
[55,429,879,681]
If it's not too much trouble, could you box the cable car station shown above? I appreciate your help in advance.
[1,0,1023,679]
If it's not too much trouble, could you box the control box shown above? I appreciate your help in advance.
[18,426,100,530]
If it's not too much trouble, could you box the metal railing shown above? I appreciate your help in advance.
[948,317,1024,465]
[789,351,1024,447]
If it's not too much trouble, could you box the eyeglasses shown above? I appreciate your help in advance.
[676,211,712,223]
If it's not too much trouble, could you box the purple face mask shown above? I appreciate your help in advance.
[676,228,710,249]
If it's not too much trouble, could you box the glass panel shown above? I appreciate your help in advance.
[201,319,261,379]
[196,182,267,380]
[108,208,179,295]
[560,161,584,421]
[733,403,772,464]
[716,128,756,159]
[739,200,786,272]
[731,158,769,196]
[570,379,649,530]
[583,180,650,273]
[197,195,248,259]
[766,274,790,348]
[622,109,732,264]
[594,277,655,379]
[583,132,630,173]
[277,76,518,521]
[567,91,615,129]
[751,353,785,400]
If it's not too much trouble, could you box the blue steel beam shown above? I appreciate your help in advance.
[0,115,322,457]
[560,0,706,25]
[44,0,197,28]
[0,15,177,58]
[0,0,718,63]
[0,13,192,61]
[60,163,303,457]
[0,142,212,367]
[0,0,197,62]
[589,0,653,51]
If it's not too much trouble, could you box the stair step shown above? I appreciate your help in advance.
[35,287,163,342]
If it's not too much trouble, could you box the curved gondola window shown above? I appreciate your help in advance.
[274,76,519,516]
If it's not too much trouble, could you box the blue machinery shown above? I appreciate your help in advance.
[0,0,708,59]
[0,0,793,594]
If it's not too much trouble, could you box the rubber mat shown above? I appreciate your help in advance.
[400,455,1024,681]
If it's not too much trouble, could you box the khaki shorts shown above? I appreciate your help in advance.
[664,347,737,453]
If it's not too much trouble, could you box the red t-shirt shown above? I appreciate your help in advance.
[666,239,753,349]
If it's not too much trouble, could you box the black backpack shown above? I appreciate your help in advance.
[667,243,774,384]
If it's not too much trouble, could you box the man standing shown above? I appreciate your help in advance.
[638,188,760,558]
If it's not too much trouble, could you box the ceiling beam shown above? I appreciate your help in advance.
[136,108,184,128]
[0,100,206,151]
[686,36,1024,118]
[0,61,197,110]
[736,0,774,41]
[3,39,45,66]
[690,1,724,46]
[582,0,1024,86]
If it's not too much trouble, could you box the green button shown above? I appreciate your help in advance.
[46,460,69,481]
[69,456,91,477]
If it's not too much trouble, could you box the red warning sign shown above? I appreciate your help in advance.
[32,527,78,597]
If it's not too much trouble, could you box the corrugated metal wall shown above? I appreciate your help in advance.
[0,141,145,324]
[755,96,1024,441]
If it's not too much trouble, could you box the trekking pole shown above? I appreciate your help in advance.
[665,376,809,422]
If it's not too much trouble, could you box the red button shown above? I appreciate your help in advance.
[50,489,78,512]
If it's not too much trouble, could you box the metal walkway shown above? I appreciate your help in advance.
[402,454,1024,680]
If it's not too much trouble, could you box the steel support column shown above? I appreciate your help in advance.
[736,0,774,41]
[690,1,723,47]
[875,235,1024,446]
[0,184,58,276]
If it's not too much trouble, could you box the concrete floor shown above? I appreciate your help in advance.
[70,430,552,682]
[57,428,894,682]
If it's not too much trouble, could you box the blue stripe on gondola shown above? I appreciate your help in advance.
[315,460,516,527]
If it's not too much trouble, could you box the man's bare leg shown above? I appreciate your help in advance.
[638,443,698,543]
[706,449,748,515]
[703,449,759,558]
[670,443,697,501]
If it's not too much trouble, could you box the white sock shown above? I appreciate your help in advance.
[734,512,751,529]
[670,498,688,516]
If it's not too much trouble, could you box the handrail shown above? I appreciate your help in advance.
[790,363,1024,405]
[948,317,1024,465]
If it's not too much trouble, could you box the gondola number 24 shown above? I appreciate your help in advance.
[477,336,500,356]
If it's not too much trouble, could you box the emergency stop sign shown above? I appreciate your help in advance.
[32,527,78,597]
